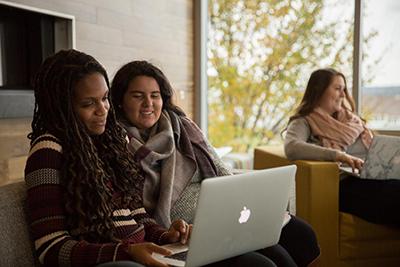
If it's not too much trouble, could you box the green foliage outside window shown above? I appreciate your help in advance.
[208,0,377,152]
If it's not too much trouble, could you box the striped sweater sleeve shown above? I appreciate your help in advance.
[24,135,132,267]
[131,207,166,244]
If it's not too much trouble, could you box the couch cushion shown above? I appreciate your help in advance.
[339,212,400,261]
[0,181,36,267]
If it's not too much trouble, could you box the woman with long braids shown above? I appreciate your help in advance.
[24,49,277,267]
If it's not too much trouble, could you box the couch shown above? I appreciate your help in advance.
[0,181,37,267]
[254,146,400,267]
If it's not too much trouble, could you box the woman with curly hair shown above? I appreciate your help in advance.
[24,49,277,267]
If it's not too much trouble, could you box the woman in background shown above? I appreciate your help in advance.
[284,67,400,226]
[111,60,321,267]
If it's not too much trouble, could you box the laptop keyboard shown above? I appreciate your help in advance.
[165,250,188,261]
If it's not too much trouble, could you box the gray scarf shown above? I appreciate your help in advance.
[123,111,196,227]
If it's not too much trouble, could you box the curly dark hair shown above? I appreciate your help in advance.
[110,60,185,119]
[28,49,143,241]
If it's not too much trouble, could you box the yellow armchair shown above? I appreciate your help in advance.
[254,146,400,267]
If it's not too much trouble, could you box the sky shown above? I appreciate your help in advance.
[321,0,400,87]
[363,0,400,87]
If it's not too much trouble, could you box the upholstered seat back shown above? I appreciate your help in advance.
[0,181,36,267]
[254,146,400,267]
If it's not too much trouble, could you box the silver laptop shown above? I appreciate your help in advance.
[340,135,400,180]
[152,165,296,267]
[360,135,400,179]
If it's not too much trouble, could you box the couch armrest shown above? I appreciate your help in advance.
[295,160,340,265]
[254,146,340,266]
[254,146,290,169]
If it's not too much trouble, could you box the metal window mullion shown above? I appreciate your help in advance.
[194,0,208,135]
[353,0,363,114]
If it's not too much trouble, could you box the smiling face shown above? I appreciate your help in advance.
[72,72,110,135]
[317,75,346,115]
[121,75,163,129]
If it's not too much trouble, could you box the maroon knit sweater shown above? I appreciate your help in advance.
[24,134,166,267]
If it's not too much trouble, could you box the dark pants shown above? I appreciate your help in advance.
[96,252,277,267]
[205,251,277,267]
[260,216,320,267]
[96,217,318,267]
[340,176,400,225]
[96,261,145,267]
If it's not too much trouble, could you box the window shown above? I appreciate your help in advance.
[201,0,400,153]
[207,0,355,152]
[361,0,400,130]
[0,1,74,118]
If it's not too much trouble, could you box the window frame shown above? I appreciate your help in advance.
[194,0,208,135]
[353,0,400,136]
[197,0,400,136]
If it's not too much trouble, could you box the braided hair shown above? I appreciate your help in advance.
[29,49,144,241]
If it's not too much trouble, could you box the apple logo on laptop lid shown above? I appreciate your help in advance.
[238,206,251,224]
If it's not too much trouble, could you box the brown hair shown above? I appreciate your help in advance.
[289,68,355,122]
[111,60,185,119]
